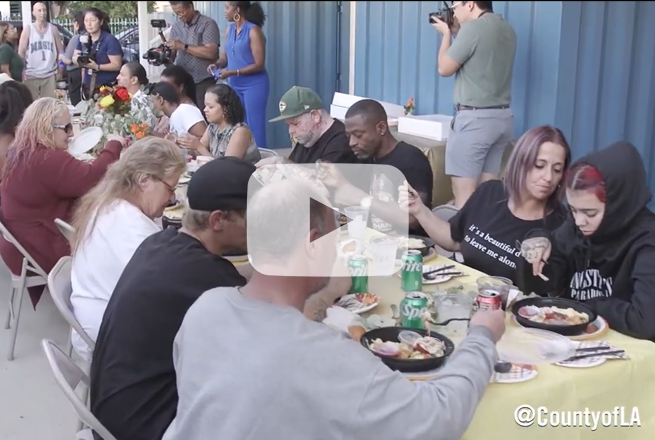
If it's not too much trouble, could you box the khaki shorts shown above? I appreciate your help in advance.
[445,107,514,178]
[24,75,56,100]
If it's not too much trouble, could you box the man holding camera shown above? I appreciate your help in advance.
[167,1,220,107]
[432,1,517,209]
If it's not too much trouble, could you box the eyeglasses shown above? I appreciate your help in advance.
[159,179,176,194]
[52,123,73,134]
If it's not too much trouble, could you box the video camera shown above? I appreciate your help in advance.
[143,19,173,66]
[429,3,455,26]
[77,33,97,66]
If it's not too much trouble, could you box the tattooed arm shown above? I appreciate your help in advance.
[304,294,332,322]
[303,267,353,322]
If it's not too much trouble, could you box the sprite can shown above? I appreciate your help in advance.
[401,250,423,292]
[400,291,429,329]
[347,255,369,294]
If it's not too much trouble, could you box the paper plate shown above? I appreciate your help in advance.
[492,363,539,384]
[496,327,577,365]
[68,127,103,156]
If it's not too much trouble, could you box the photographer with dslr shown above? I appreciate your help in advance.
[73,8,123,99]
[167,1,220,107]
[431,1,516,209]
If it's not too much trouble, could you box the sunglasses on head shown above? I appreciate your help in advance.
[52,123,73,134]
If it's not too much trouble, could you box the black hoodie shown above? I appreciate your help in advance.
[517,141,655,341]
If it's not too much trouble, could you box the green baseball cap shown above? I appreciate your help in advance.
[269,86,324,122]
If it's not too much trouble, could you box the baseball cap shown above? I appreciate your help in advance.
[269,86,324,122]
[187,156,256,211]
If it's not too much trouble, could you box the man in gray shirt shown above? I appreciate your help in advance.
[167,1,220,106]
[432,1,517,208]
[163,179,506,440]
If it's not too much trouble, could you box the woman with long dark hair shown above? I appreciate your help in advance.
[73,7,123,98]
[178,83,261,164]
[209,1,269,149]
[0,22,23,82]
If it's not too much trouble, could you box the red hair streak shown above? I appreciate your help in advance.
[565,163,607,203]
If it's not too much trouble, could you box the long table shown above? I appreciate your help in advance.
[365,254,655,440]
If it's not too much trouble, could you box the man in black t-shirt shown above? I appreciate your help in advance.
[327,99,433,236]
[258,86,358,166]
[89,157,255,440]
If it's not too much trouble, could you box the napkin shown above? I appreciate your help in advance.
[506,289,540,308]
[323,306,364,334]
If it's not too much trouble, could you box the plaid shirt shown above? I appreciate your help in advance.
[170,12,220,83]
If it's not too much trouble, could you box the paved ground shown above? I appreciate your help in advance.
[0,260,78,440]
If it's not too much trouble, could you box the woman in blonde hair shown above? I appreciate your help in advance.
[69,136,186,360]
[0,97,123,308]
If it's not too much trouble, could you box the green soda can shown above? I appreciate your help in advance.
[401,250,423,292]
[348,255,369,294]
[400,291,429,329]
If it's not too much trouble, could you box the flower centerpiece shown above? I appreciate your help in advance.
[81,85,155,152]
[403,97,416,115]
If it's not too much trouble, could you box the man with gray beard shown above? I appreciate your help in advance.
[257,86,358,166]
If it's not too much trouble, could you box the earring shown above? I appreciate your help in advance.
[234,13,241,21]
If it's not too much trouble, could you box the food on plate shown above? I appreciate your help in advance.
[518,305,590,326]
[367,336,446,360]
[336,293,379,311]
[355,293,378,306]
[397,236,427,250]
[164,203,185,220]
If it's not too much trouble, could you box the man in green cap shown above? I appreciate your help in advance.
[257,86,358,166]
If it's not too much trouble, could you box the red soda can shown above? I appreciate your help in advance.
[475,291,502,311]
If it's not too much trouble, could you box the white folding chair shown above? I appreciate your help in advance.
[41,339,118,440]
[258,148,279,159]
[431,204,461,259]
[55,218,75,245]
[0,220,49,361]
[48,256,95,358]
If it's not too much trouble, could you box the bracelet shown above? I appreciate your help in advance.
[237,69,240,76]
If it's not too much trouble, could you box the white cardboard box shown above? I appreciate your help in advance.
[330,92,404,127]
[397,114,453,141]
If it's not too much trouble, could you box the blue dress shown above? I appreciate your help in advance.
[225,21,270,149]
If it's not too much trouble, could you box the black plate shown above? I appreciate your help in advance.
[398,235,436,258]
[511,297,597,336]
[360,327,455,373]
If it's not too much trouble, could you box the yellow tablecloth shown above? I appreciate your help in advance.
[365,254,655,440]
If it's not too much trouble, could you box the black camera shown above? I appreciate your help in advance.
[143,19,172,66]
[77,34,97,66]
[429,5,455,26]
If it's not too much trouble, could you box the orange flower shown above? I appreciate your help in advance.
[406,97,414,107]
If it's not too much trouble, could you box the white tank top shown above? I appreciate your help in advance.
[25,23,57,78]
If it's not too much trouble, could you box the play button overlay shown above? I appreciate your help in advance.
[247,163,410,277]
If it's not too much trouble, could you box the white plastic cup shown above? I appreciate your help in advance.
[369,236,399,276]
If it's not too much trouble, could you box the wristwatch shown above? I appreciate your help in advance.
[184,44,189,50]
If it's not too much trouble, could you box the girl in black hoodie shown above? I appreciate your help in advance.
[518,141,655,341]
